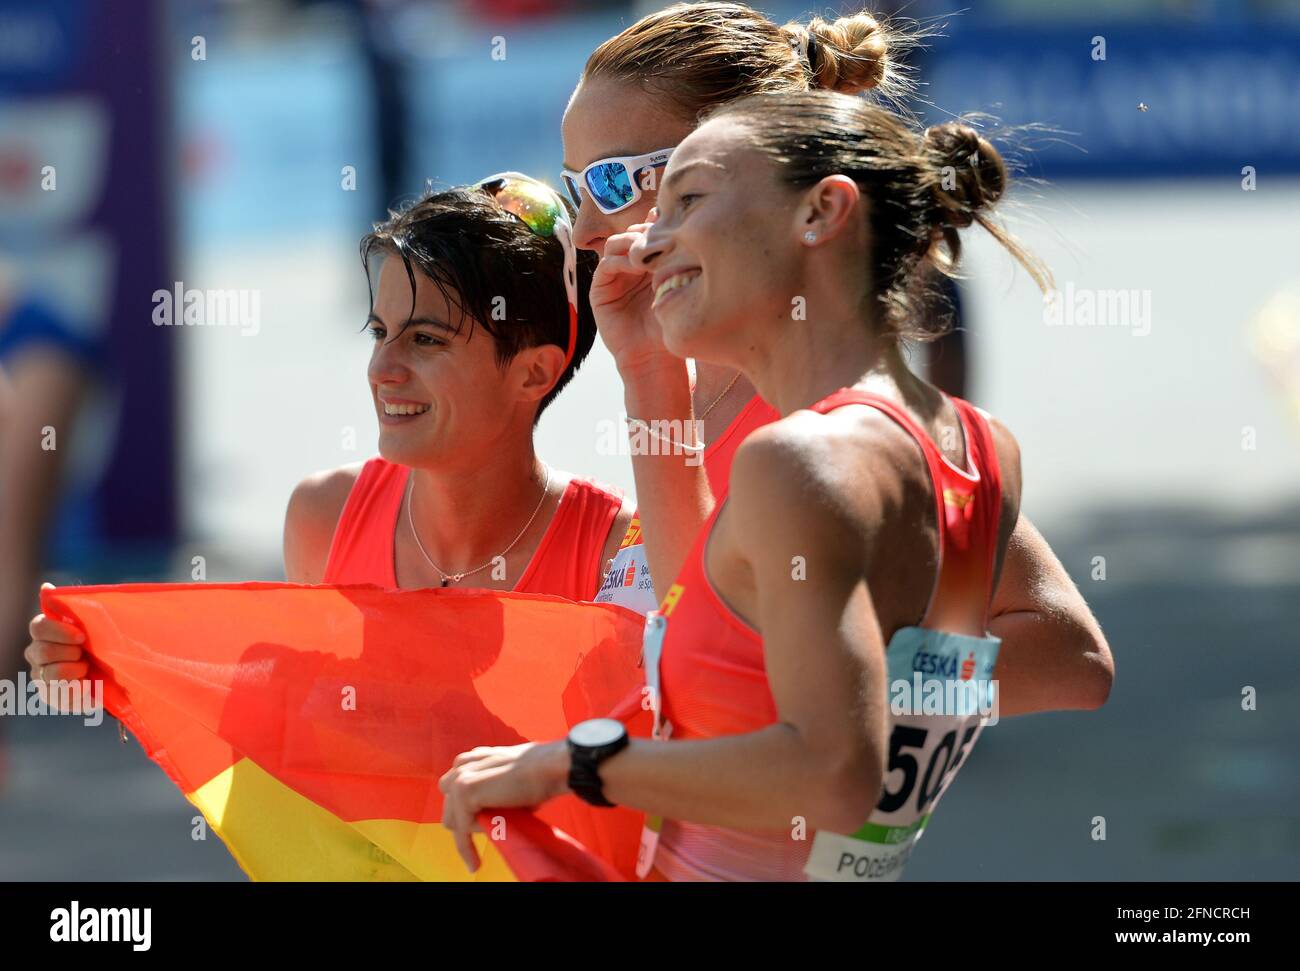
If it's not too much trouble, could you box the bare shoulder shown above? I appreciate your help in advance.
[283,462,366,583]
[287,462,365,526]
[728,406,926,556]
[980,412,1021,487]
[978,411,1023,532]
[732,405,929,511]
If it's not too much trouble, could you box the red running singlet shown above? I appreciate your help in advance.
[704,393,782,501]
[322,457,624,601]
[649,389,1005,881]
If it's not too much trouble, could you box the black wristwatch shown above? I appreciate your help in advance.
[567,718,629,808]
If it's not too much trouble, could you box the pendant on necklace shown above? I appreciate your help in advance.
[440,577,449,588]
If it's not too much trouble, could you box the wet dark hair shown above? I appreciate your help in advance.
[360,185,597,422]
[704,91,1051,341]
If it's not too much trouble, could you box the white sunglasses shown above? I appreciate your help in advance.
[561,147,675,216]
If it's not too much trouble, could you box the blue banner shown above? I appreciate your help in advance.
[919,22,1300,178]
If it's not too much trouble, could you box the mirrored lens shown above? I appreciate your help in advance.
[483,178,561,236]
[584,162,634,214]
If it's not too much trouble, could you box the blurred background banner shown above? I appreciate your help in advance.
[919,21,1300,178]
[0,0,1296,881]
[0,0,175,564]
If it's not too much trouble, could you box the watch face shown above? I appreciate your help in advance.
[570,718,625,749]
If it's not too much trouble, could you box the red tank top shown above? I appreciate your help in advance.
[322,458,624,601]
[704,394,781,500]
[659,389,1003,738]
[649,390,1003,881]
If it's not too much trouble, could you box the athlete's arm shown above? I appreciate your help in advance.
[988,515,1114,715]
[974,417,1112,716]
[617,361,712,589]
[591,225,712,589]
[282,465,361,584]
[439,423,892,868]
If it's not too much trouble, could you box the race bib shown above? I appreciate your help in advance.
[804,627,1000,882]
[593,518,658,616]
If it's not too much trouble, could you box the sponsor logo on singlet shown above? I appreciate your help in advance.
[659,583,685,617]
[619,517,643,549]
[943,487,973,509]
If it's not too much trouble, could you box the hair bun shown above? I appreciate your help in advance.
[923,122,1006,230]
[785,12,888,95]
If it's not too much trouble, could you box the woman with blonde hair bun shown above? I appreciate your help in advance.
[569,2,1111,722]
[436,4,1112,884]
[442,85,1102,881]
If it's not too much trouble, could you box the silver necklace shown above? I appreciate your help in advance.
[405,464,551,587]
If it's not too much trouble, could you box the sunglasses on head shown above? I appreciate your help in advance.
[475,172,580,373]
[561,147,675,216]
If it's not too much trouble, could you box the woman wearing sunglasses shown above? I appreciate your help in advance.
[26,175,636,698]
[572,2,1112,718]
[442,89,1057,881]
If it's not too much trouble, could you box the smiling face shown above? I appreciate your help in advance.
[366,256,532,468]
[561,77,695,254]
[639,117,806,365]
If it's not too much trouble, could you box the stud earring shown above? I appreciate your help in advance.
[804,231,817,243]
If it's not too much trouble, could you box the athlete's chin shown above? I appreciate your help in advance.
[661,327,691,359]
[377,427,440,466]
[660,309,707,359]
[662,315,727,364]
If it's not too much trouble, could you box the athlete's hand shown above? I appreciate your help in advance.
[590,214,676,379]
[23,583,94,712]
[438,740,570,873]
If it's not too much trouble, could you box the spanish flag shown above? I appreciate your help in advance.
[41,582,648,881]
